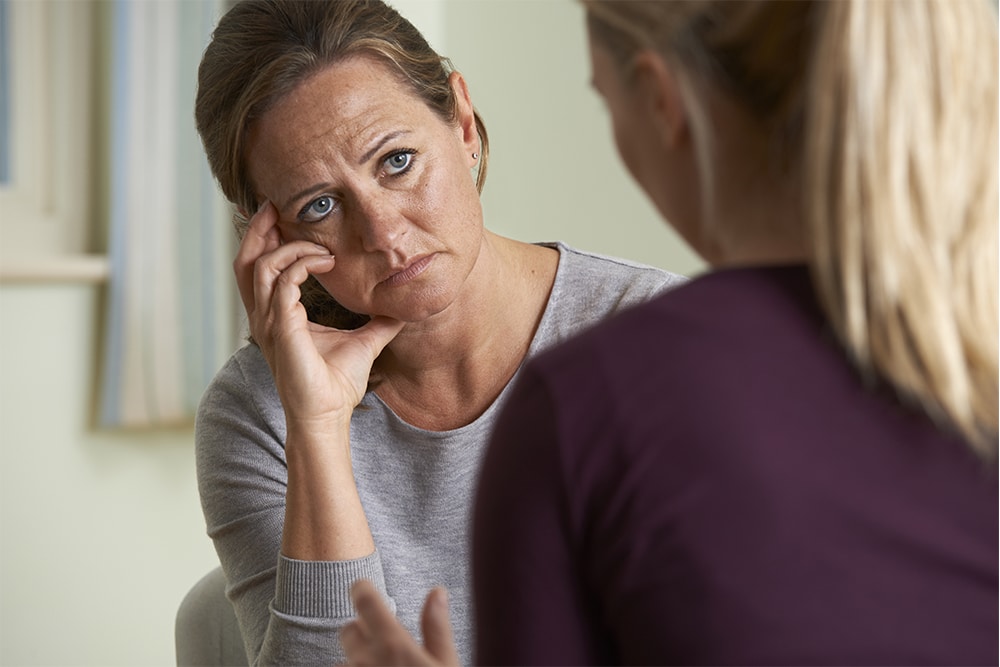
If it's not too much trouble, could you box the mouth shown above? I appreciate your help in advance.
[380,254,434,287]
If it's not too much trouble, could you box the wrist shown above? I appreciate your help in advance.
[284,411,352,443]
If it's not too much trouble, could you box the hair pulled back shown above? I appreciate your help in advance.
[584,0,998,456]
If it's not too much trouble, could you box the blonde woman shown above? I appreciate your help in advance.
[344,0,999,664]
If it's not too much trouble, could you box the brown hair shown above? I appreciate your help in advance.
[195,0,489,329]
[584,0,998,457]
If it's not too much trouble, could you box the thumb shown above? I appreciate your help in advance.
[359,316,406,355]
[420,587,460,666]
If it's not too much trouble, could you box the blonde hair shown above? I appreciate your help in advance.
[195,0,489,329]
[584,0,998,457]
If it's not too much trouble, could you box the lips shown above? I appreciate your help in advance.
[380,254,434,287]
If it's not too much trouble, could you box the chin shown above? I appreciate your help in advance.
[374,291,456,324]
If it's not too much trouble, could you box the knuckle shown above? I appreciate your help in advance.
[274,269,299,288]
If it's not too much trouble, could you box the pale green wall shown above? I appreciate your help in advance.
[0,2,701,666]
[441,0,704,276]
[0,285,219,666]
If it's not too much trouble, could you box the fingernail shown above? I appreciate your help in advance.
[434,587,449,611]
[256,200,268,214]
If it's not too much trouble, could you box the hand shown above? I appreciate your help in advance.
[341,580,460,667]
[233,202,405,428]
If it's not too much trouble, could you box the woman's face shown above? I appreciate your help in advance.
[245,56,483,322]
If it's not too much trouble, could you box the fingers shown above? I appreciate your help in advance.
[344,580,437,666]
[342,581,382,666]
[351,579,399,631]
[341,582,459,667]
[234,201,281,317]
[234,200,335,335]
[356,316,407,358]
[253,248,334,328]
[340,618,371,666]
[420,588,460,666]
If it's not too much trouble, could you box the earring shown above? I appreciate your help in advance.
[472,152,479,160]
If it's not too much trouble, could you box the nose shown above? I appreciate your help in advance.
[351,192,407,253]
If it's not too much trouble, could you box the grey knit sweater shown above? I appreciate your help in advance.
[195,242,685,666]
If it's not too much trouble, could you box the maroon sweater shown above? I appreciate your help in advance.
[474,266,997,666]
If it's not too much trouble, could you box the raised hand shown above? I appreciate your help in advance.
[233,201,405,429]
[342,580,460,667]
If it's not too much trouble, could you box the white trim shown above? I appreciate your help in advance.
[0,254,110,284]
[0,0,97,260]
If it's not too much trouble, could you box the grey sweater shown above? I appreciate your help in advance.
[195,242,685,666]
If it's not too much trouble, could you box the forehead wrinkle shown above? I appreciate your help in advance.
[341,110,409,164]
[255,118,362,212]
[247,57,430,210]
[281,100,400,169]
[263,120,407,214]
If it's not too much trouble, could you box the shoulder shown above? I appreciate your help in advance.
[198,343,276,409]
[550,241,687,299]
[195,342,284,446]
[588,263,817,338]
[513,265,826,478]
[534,264,822,386]
[531,242,688,347]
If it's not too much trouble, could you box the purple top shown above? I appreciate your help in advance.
[473,265,997,666]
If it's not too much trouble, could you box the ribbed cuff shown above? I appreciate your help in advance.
[274,550,392,619]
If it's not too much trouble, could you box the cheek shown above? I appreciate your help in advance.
[602,95,640,176]
[612,119,644,186]
[416,154,482,232]
[313,259,366,308]
[278,222,340,254]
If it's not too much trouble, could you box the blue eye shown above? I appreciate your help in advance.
[300,195,338,223]
[384,150,414,176]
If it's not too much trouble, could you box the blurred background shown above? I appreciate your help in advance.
[0,0,702,664]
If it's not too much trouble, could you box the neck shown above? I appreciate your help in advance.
[693,90,809,269]
[679,150,807,269]
[372,233,556,430]
[703,193,808,269]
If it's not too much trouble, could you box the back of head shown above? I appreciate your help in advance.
[195,0,489,328]
[584,0,998,456]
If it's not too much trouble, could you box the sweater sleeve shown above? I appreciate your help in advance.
[195,347,394,666]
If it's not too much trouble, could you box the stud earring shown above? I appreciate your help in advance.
[472,152,479,160]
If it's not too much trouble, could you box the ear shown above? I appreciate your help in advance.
[448,71,480,166]
[632,51,688,149]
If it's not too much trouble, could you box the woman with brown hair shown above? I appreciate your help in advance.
[344,0,998,664]
[192,0,684,664]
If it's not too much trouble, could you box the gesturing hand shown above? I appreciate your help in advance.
[342,580,460,667]
[233,202,405,428]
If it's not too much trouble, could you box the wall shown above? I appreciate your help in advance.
[0,284,219,666]
[0,2,703,666]
[441,0,703,275]
[1,1,228,664]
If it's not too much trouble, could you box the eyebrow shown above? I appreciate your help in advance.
[281,182,334,214]
[279,130,412,213]
[359,130,409,165]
